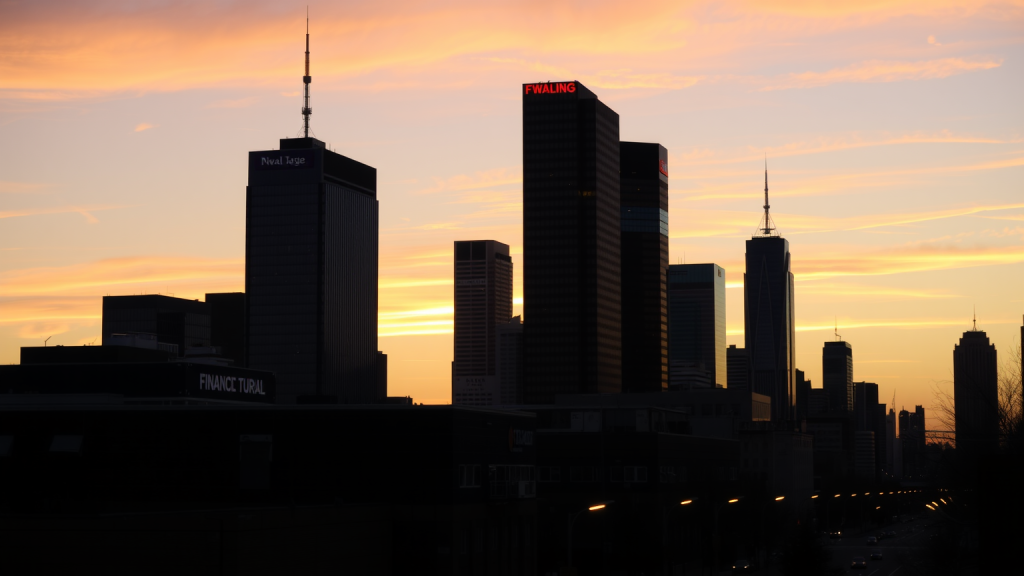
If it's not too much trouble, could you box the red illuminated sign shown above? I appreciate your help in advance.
[659,159,668,177]
[524,82,576,95]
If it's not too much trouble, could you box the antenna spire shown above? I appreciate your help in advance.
[972,306,977,331]
[302,8,312,138]
[754,155,778,237]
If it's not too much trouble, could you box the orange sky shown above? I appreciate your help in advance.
[2,0,1022,423]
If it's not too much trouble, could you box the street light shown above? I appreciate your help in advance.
[680,499,694,505]
[567,500,614,571]
[775,496,785,501]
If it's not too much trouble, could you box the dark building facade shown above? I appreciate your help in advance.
[0,401,535,575]
[496,316,524,405]
[953,327,999,456]
[899,405,926,479]
[668,264,726,389]
[854,381,886,482]
[3,346,276,404]
[246,136,379,404]
[727,345,749,390]
[102,294,210,356]
[619,142,669,392]
[823,341,853,414]
[743,171,794,422]
[206,292,246,367]
[795,369,810,421]
[452,240,513,406]
[522,80,621,403]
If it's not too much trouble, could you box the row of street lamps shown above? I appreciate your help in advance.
[570,490,933,573]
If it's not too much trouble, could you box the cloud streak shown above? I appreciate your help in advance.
[761,58,1002,91]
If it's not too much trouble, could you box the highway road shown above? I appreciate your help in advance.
[825,512,942,576]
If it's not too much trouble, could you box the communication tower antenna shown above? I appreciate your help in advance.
[972,306,977,331]
[834,316,840,342]
[754,155,779,237]
[301,8,312,138]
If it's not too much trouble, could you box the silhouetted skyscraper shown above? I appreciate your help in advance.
[522,80,621,403]
[668,264,726,389]
[744,168,794,422]
[496,316,524,404]
[245,33,378,403]
[246,135,378,404]
[620,142,669,392]
[727,345,749,390]
[796,369,810,420]
[823,341,853,414]
[954,321,999,456]
[452,240,513,406]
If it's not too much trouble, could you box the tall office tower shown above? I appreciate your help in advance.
[727,345,750,390]
[452,240,513,406]
[620,142,669,392]
[246,28,379,404]
[853,381,879,431]
[744,168,795,422]
[102,294,210,356]
[823,341,854,413]
[496,316,525,404]
[795,369,811,420]
[855,381,887,480]
[954,320,999,456]
[206,292,246,367]
[668,264,726,389]
[522,80,621,403]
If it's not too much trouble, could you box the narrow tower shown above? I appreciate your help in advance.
[245,23,379,404]
[744,160,795,423]
[302,12,312,137]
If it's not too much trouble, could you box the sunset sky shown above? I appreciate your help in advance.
[1,0,1022,420]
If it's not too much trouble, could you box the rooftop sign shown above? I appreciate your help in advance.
[524,82,576,95]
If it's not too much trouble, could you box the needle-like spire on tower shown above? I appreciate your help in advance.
[302,9,312,138]
[754,155,778,237]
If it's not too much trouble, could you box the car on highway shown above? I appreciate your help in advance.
[829,530,842,540]
[732,559,753,573]
[866,536,877,544]
[870,550,883,561]
[851,556,867,569]
[885,530,897,538]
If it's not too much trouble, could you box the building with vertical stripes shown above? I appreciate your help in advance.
[521,80,621,403]
[452,240,513,406]
[245,137,378,404]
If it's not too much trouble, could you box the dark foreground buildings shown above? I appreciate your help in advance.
[246,136,379,404]
[522,80,621,403]
[744,170,794,423]
[0,399,536,575]
[619,142,669,392]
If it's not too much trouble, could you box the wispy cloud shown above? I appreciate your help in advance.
[761,58,1002,91]
[678,131,1019,168]
[134,123,156,132]
[0,256,243,297]
[206,96,258,108]
[0,181,49,194]
[0,204,129,222]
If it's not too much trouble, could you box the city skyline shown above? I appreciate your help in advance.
[1,1,1022,417]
